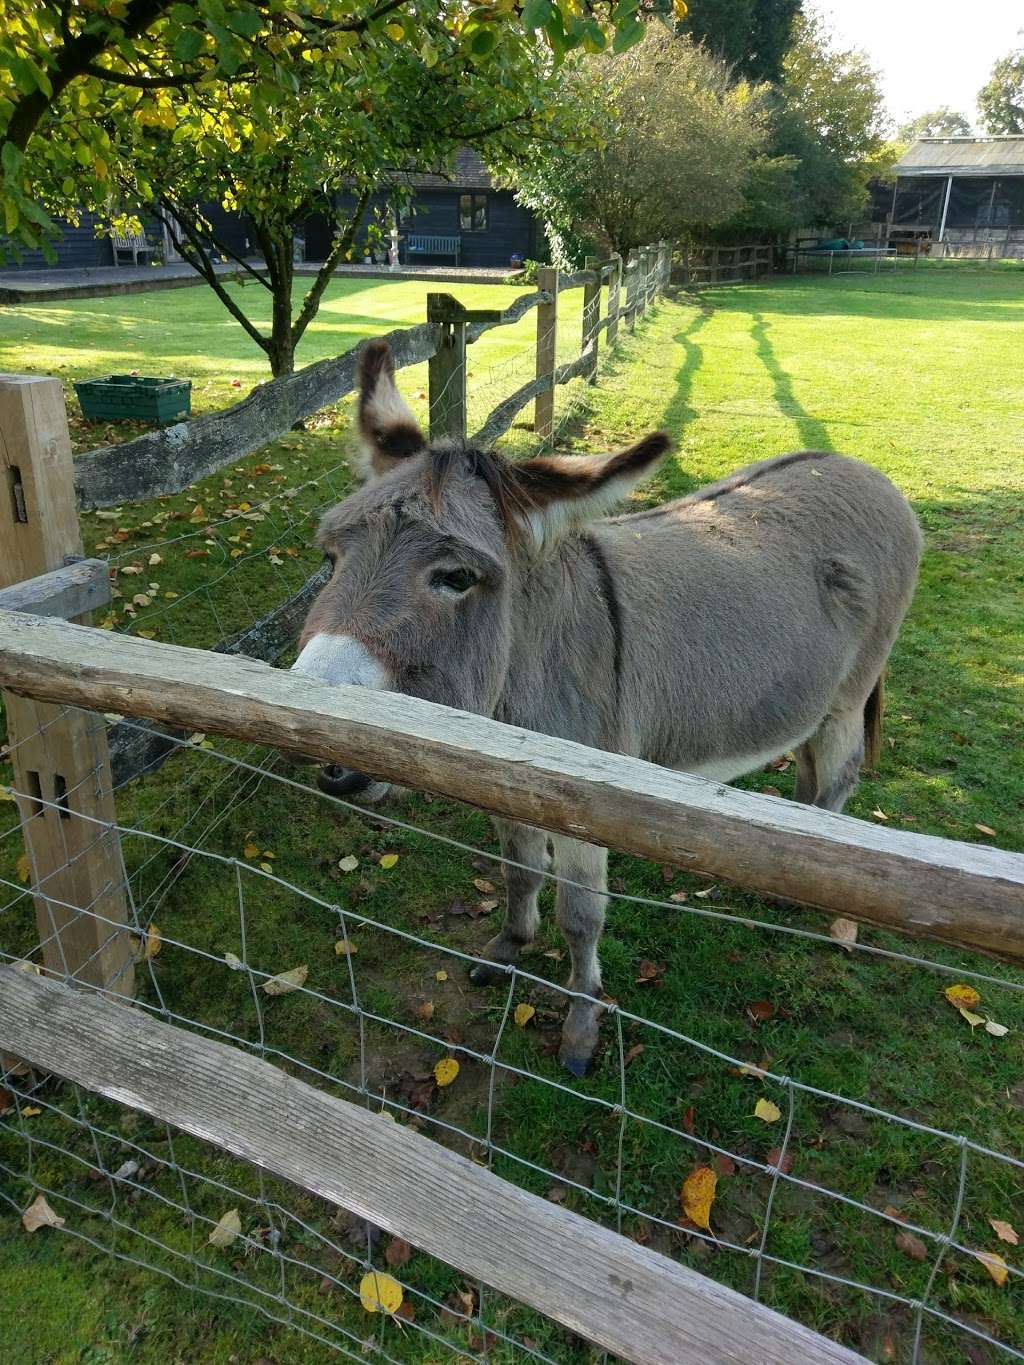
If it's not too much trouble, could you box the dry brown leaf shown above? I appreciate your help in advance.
[385,1237,412,1268]
[262,964,308,996]
[22,1195,65,1233]
[974,824,997,838]
[144,924,162,959]
[681,1165,717,1231]
[975,1250,1009,1287]
[472,878,495,894]
[415,1000,435,1022]
[989,1219,1019,1246]
[746,999,776,1023]
[766,1146,793,1174]
[829,917,858,948]
[208,1208,242,1248]
[895,1229,927,1262]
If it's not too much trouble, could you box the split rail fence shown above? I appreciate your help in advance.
[1,248,1023,1364]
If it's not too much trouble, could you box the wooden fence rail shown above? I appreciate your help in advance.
[0,965,864,1365]
[72,247,670,510]
[2,609,1022,967]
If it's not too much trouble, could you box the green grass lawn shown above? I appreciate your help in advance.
[1,264,1022,1365]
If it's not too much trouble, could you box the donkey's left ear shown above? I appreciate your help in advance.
[510,432,672,552]
[356,339,427,479]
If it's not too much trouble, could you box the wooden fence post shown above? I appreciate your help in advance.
[606,254,622,346]
[624,258,637,334]
[582,256,601,379]
[657,241,670,295]
[427,295,467,442]
[534,267,558,444]
[0,376,134,997]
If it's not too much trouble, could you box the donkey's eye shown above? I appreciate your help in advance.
[431,567,478,595]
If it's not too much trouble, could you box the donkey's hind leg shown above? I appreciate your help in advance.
[551,834,608,1077]
[803,706,866,812]
[469,819,547,987]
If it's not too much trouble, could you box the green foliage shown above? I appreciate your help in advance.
[898,107,973,141]
[681,0,801,84]
[510,31,768,262]
[978,45,1024,135]
[0,0,679,259]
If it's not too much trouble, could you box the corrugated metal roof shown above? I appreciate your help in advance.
[894,136,1024,177]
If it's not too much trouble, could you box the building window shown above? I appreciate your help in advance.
[459,193,487,232]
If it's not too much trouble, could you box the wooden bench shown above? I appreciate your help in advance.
[405,233,460,265]
[112,231,157,266]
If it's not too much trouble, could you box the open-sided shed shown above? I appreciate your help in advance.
[891,136,1024,257]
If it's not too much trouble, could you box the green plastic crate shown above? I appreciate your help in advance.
[74,374,191,424]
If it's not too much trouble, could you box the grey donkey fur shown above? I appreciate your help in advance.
[293,339,922,1075]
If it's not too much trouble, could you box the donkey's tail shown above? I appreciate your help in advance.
[863,670,885,770]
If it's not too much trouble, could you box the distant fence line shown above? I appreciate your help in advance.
[71,246,671,512]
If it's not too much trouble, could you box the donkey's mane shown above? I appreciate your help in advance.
[424,442,535,543]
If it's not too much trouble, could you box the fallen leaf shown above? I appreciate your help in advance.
[669,890,688,903]
[22,1195,65,1233]
[415,1000,435,1022]
[208,1208,242,1248]
[224,952,243,970]
[338,855,359,872]
[21,1106,41,1117]
[883,1204,907,1222]
[989,1218,1018,1246]
[188,504,206,523]
[433,1058,459,1087]
[395,1300,416,1323]
[958,1008,985,1028]
[975,1250,1009,1287]
[681,1165,717,1231]
[145,924,161,959]
[514,1003,535,1028]
[473,878,495,894]
[243,841,260,859]
[334,939,357,956]
[746,1000,776,1023]
[871,807,889,821]
[829,917,858,948]
[766,1146,793,1174]
[624,1043,645,1066]
[681,1104,695,1133]
[16,853,30,884]
[0,787,16,801]
[713,1153,737,1177]
[435,970,448,982]
[378,853,399,869]
[896,1229,928,1261]
[944,983,981,1010]
[262,964,308,996]
[754,1098,782,1123]
[635,959,665,984]
[148,553,162,566]
[974,824,997,838]
[542,948,564,961]
[385,1237,412,1268]
[984,1019,1009,1037]
[259,862,273,874]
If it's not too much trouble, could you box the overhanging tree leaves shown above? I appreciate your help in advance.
[978,46,1024,135]
[0,0,685,257]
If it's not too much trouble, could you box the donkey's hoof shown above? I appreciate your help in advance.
[468,960,507,988]
[559,1048,592,1079]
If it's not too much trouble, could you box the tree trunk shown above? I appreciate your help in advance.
[267,235,297,379]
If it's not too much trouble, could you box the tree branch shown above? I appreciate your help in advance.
[80,61,214,90]
[291,184,374,347]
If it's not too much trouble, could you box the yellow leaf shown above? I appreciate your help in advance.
[513,1003,535,1027]
[385,21,405,39]
[338,854,359,872]
[974,823,997,837]
[21,1106,41,1117]
[975,1250,1009,1287]
[243,842,260,859]
[359,1270,403,1314]
[379,853,399,869]
[16,853,31,884]
[434,1058,459,1087]
[224,951,243,970]
[990,1219,1019,1246]
[145,924,162,959]
[681,1164,717,1231]
[754,1098,782,1123]
[208,1208,242,1248]
[188,504,206,523]
[22,1194,65,1233]
[259,862,273,874]
[335,938,357,956]
[0,787,16,802]
[944,983,981,1010]
[262,964,308,996]
[958,1007,984,1027]
[435,969,448,982]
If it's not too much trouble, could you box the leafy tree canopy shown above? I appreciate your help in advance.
[0,0,684,255]
[897,107,973,140]
[510,29,767,261]
[978,44,1024,134]
[681,0,801,84]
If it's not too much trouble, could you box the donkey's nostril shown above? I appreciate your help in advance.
[317,765,372,797]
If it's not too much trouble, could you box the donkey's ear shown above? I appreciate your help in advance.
[356,339,426,478]
[510,432,671,553]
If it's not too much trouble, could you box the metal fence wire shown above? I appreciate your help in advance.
[1,261,1022,1365]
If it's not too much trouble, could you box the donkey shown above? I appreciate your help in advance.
[292,340,922,1075]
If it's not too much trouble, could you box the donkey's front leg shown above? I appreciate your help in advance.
[552,835,608,1077]
[468,819,547,987]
